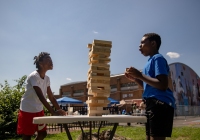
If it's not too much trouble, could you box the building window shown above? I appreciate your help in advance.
[74,89,84,93]
[122,94,127,98]
[121,82,136,87]
[128,93,133,97]
[110,85,117,92]
[73,89,84,96]
[121,82,138,91]
[63,91,71,97]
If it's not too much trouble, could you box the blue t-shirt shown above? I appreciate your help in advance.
[142,54,175,108]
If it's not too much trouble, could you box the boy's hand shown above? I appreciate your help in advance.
[126,67,142,79]
[124,72,135,81]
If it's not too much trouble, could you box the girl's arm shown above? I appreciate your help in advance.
[33,86,56,115]
[47,86,66,115]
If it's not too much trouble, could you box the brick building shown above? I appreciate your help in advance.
[58,73,144,103]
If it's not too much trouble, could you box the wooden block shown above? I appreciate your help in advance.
[92,42,112,48]
[89,53,110,58]
[87,44,92,48]
[92,92,110,97]
[88,69,110,76]
[88,59,110,65]
[86,100,97,104]
[90,64,110,69]
[90,72,110,76]
[87,97,109,101]
[93,39,112,45]
[87,83,110,89]
[88,109,109,114]
[89,51,110,59]
[87,85,111,91]
[87,75,110,82]
[88,108,108,112]
[89,47,111,54]
[87,103,108,107]
[87,110,110,116]
[97,100,105,103]
[87,76,110,84]
[88,66,109,73]
[88,96,107,100]
[93,43,112,47]
[87,93,110,98]
[88,107,97,110]
[90,57,111,63]
[86,98,110,104]
[88,89,110,95]
[96,107,104,110]
[89,58,111,65]
[87,79,110,85]
[91,46,111,51]
[88,73,110,78]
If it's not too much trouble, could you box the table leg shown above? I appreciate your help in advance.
[63,124,72,140]
[78,121,85,139]
[97,121,103,140]
[89,121,92,140]
[109,123,118,140]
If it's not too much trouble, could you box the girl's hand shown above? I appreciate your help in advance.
[56,109,67,116]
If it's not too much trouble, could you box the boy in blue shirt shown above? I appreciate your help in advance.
[125,33,175,140]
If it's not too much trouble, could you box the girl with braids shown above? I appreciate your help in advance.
[17,52,66,140]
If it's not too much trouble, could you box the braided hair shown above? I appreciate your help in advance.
[33,52,50,69]
[143,33,161,50]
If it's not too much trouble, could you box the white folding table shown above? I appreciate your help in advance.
[33,115,147,140]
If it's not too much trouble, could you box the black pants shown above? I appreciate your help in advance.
[145,98,174,137]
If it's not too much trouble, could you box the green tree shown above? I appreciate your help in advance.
[0,75,27,138]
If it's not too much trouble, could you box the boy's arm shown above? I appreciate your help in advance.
[139,74,168,90]
[134,79,143,89]
[33,86,56,115]
[127,67,168,91]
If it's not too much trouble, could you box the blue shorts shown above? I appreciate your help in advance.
[145,98,174,137]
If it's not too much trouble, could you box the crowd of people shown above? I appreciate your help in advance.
[109,101,146,116]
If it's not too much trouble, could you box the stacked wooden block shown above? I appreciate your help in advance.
[86,39,112,116]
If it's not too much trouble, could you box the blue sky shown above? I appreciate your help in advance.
[0,0,200,95]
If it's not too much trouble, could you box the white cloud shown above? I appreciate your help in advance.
[93,31,98,34]
[66,78,72,81]
[166,52,180,59]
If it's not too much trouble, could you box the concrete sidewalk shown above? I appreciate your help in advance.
[173,116,200,127]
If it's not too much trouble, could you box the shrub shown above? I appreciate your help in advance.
[0,75,27,138]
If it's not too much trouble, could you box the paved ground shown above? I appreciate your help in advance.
[119,116,200,127]
[173,116,200,127]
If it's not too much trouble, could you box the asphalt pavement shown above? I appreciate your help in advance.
[119,116,200,127]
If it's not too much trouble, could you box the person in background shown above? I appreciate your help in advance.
[17,52,66,140]
[131,102,137,115]
[139,101,146,116]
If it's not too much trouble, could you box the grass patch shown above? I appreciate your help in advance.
[7,126,200,140]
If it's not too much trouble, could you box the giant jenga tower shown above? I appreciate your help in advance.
[86,39,112,116]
